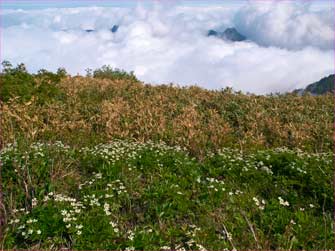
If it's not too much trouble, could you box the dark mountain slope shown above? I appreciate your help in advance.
[294,74,334,95]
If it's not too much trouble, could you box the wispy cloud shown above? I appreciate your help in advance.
[1,1,333,94]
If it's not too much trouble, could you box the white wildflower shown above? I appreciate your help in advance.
[196,244,207,251]
[160,246,171,250]
[278,197,289,206]
[32,198,38,207]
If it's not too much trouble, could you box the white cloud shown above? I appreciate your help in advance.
[234,1,334,50]
[1,1,334,94]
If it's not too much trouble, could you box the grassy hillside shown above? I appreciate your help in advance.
[0,64,333,155]
[0,64,333,250]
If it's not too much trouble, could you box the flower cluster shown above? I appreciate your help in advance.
[278,197,290,207]
[109,221,120,233]
[228,189,243,196]
[127,229,135,241]
[15,218,41,239]
[104,202,111,216]
[79,140,185,167]
[84,194,101,207]
[252,197,266,210]
[106,179,128,196]
[205,177,225,192]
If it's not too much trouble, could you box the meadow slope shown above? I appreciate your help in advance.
[0,66,333,250]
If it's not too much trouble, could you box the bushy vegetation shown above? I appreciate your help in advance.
[0,63,333,250]
[0,61,67,104]
[0,63,333,154]
[1,141,333,250]
[87,65,138,82]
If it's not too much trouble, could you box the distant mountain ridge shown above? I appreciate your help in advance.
[79,26,247,43]
[83,25,119,33]
[207,27,246,42]
[294,74,334,95]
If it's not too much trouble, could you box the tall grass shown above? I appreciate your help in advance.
[1,74,333,156]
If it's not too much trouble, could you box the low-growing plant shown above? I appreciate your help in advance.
[1,141,333,250]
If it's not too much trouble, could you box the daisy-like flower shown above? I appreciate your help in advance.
[32,198,38,207]
[26,219,33,224]
[253,197,260,206]
[278,197,289,206]
[104,203,111,215]
[127,230,135,241]
[226,232,233,241]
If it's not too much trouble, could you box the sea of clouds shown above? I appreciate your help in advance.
[1,1,334,94]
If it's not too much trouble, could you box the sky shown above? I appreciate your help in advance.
[1,0,334,94]
[1,0,247,9]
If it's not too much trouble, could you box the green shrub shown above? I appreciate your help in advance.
[0,61,66,104]
[92,65,138,82]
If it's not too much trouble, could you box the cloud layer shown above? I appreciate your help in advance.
[1,1,334,94]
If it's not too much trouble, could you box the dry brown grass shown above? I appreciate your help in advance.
[1,76,333,155]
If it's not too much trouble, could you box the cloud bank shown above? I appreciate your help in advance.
[1,1,334,94]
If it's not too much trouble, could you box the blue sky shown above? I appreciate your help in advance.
[1,0,248,9]
[1,0,333,10]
